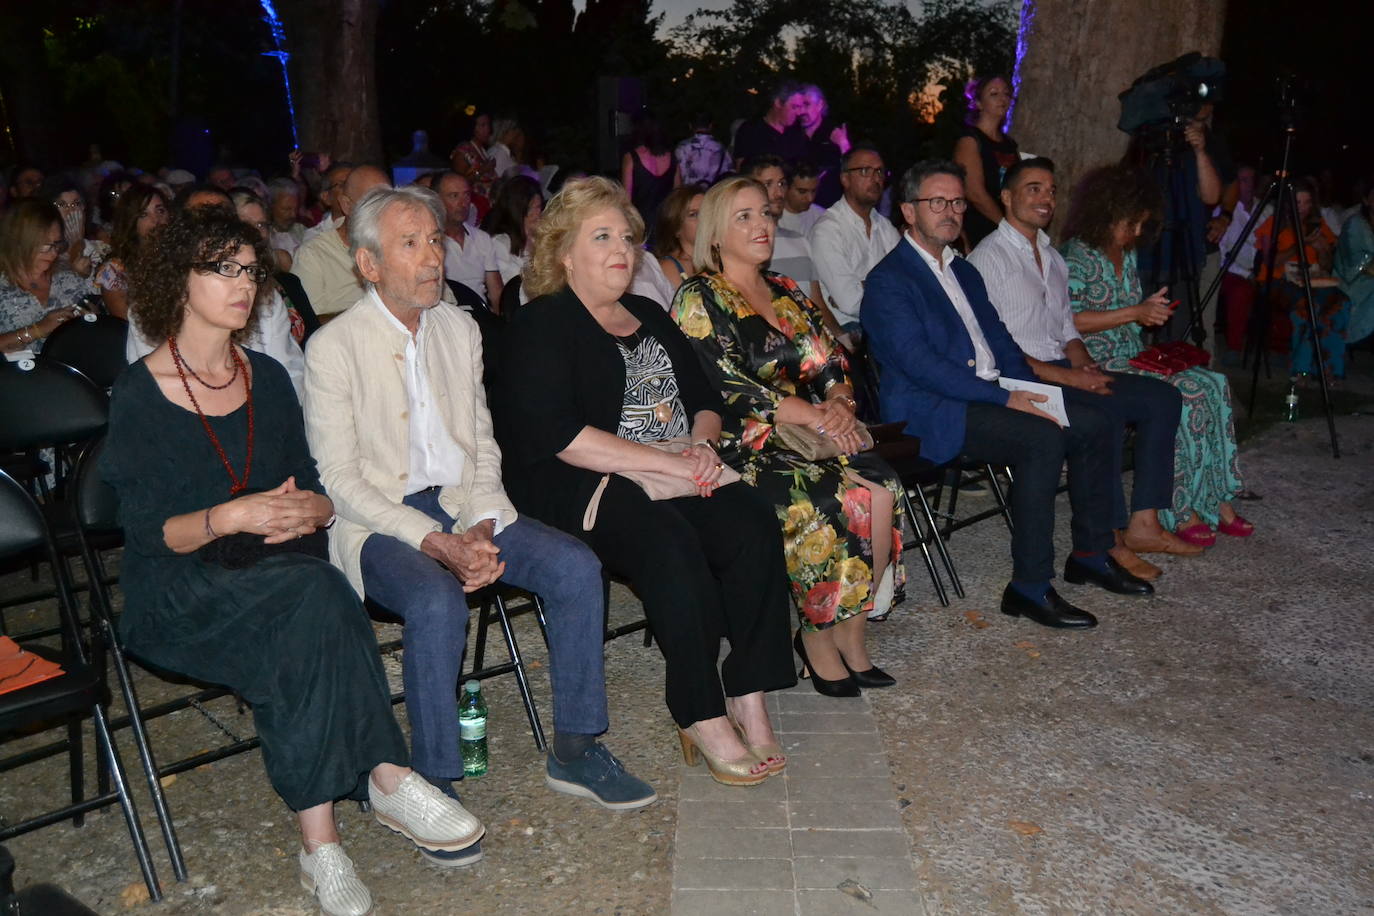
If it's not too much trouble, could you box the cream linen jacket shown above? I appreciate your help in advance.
[302,293,517,597]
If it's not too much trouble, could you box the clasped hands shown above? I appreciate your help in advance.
[812,397,866,455]
[220,476,331,544]
[422,520,505,593]
[663,442,726,498]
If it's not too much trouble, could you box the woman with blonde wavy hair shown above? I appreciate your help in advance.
[497,176,796,787]
[671,176,905,697]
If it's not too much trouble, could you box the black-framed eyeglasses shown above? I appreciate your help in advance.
[197,259,270,283]
[37,239,70,255]
[843,166,889,181]
[912,196,968,213]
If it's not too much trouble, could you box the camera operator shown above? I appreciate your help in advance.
[1124,102,1230,344]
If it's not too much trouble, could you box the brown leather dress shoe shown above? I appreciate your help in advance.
[1123,530,1206,556]
[1109,547,1161,581]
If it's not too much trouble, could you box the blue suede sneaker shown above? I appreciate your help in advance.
[417,777,483,868]
[545,742,657,810]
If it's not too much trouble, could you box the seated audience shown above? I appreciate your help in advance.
[93,171,136,242]
[969,157,1192,576]
[672,176,904,689]
[621,111,680,227]
[101,208,483,916]
[482,175,544,285]
[1334,177,1374,347]
[291,164,390,319]
[8,164,45,202]
[499,176,793,785]
[0,199,96,351]
[651,185,705,295]
[435,170,503,307]
[952,75,1019,248]
[303,186,656,863]
[809,147,900,338]
[1254,178,1348,384]
[862,161,1156,630]
[1061,164,1252,542]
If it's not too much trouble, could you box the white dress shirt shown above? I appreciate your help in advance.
[809,198,900,325]
[781,205,824,238]
[906,234,999,380]
[443,225,500,302]
[967,219,1080,363]
[368,290,476,502]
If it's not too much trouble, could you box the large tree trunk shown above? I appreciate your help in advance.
[1011,0,1226,217]
[279,0,383,164]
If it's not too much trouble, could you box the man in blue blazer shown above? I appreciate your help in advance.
[861,160,1153,628]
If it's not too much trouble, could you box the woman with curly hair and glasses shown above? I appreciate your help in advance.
[1060,164,1252,546]
[101,208,486,916]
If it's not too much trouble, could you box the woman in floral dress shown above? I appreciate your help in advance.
[672,176,902,695]
[1060,165,1252,544]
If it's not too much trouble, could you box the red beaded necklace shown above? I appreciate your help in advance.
[169,337,254,495]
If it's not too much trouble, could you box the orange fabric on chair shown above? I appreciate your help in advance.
[0,635,65,695]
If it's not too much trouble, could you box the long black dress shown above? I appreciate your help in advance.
[101,350,408,811]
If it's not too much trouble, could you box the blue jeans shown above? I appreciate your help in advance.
[360,489,607,781]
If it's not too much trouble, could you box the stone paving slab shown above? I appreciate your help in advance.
[672,684,928,915]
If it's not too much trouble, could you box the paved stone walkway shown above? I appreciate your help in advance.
[671,685,928,915]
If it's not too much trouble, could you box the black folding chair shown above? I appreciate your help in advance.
[0,471,162,901]
[40,315,130,391]
[0,358,108,501]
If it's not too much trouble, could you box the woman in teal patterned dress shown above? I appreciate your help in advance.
[1060,166,1252,544]
[672,177,903,695]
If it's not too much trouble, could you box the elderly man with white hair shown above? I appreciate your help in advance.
[302,185,655,876]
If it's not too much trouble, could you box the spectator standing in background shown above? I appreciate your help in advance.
[797,85,851,207]
[733,81,809,168]
[952,75,1019,249]
[675,113,730,187]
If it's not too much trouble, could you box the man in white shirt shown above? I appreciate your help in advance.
[862,160,1154,630]
[969,157,1193,579]
[435,171,502,307]
[303,186,655,870]
[782,161,826,237]
[809,147,900,334]
[291,164,389,318]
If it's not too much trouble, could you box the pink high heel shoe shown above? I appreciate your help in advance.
[1216,515,1254,537]
[1174,520,1217,547]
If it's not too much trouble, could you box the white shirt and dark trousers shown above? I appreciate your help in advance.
[862,234,1127,624]
[969,220,1182,531]
[303,291,613,787]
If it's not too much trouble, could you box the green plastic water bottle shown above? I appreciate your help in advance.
[1284,380,1300,422]
[459,680,488,777]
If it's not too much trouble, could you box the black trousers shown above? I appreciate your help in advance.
[960,398,1116,583]
[578,476,797,729]
[1055,365,1182,529]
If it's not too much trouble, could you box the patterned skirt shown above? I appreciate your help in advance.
[737,448,905,631]
[1104,360,1244,529]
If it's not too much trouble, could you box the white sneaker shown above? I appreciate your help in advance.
[299,843,372,916]
[368,771,485,852]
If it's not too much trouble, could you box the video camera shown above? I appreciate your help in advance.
[1118,52,1227,148]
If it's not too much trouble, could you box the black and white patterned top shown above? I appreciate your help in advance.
[614,328,689,444]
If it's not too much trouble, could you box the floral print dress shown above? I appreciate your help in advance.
[1061,240,1243,529]
[672,270,904,631]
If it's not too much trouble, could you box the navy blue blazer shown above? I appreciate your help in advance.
[860,237,1035,464]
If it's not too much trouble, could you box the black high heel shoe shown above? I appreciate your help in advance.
[793,631,860,698]
[842,659,896,689]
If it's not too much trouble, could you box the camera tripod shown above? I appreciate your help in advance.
[1195,120,1339,458]
[1140,134,1207,351]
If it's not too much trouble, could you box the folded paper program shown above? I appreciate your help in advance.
[0,635,65,695]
